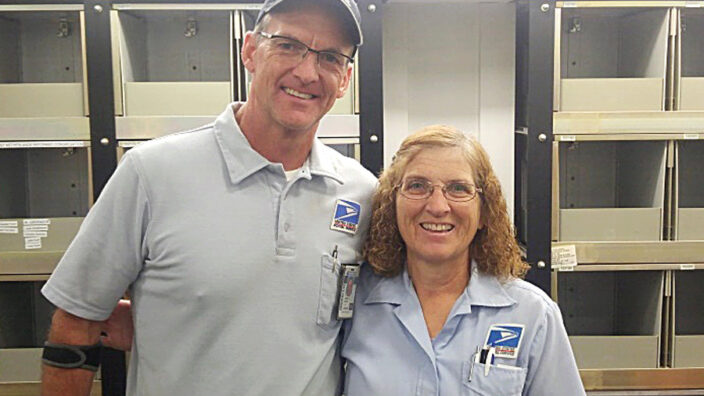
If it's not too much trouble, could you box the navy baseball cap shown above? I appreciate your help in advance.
[256,0,363,46]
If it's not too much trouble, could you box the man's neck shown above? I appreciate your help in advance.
[234,103,316,171]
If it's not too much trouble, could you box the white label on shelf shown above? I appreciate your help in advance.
[23,225,49,231]
[559,135,576,142]
[24,237,42,250]
[551,244,578,269]
[23,231,48,238]
[0,227,19,234]
[0,141,89,149]
[683,134,700,140]
[23,219,51,226]
[685,2,703,8]
[680,264,695,270]
[0,220,19,227]
[558,266,575,272]
[562,1,577,8]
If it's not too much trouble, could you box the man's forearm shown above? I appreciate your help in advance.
[41,309,102,396]
[41,365,97,396]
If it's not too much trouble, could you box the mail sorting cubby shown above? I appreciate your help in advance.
[556,270,664,369]
[112,6,233,116]
[675,140,704,241]
[0,142,91,275]
[0,6,86,118]
[679,8,704,110]
[0,281,54,382]
[556,6,670,112]
[555,139,667,242]
[672,270,704,368]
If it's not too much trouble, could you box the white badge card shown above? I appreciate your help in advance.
[336,263,360,319]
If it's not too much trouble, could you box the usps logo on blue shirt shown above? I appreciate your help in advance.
[484,324,525,359]
[330,199,361,235]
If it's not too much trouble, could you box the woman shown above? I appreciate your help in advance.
[342,125,585,395]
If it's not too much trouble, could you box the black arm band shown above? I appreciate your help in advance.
[42,341,102,372]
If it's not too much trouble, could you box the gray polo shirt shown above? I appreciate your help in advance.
[42,103,377,396]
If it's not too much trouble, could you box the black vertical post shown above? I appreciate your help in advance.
[83,1,126,395]
[84,0,118,196]
[357,0,384,177]
[522,1,554,292]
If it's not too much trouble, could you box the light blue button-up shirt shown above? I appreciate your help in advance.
[342,263,586,396]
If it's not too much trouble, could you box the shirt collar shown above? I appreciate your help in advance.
[214,103,345,186]
[364,261,516,309]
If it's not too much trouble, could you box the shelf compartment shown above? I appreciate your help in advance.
[114,8,232,116]
[553,111,704,135]
[673,270,704,368]
[552,241,704,265]
[679,78,704,110]
[0,118,89,141]
[0,348,43,382]
[675,140,704,241]
[0,8,87,117]
[0,143,90,274]
[557,271,663,369]
[0,217,84,275]
[560,208,662,242]
[556,7,670,112]
[560,78,664,112]
[679,9,704,110]
[123,81,231,116]
[556,140,667,242]
[0,281,53,382]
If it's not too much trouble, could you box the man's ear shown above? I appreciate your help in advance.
[336,64,353,99]
[241,32,257,74]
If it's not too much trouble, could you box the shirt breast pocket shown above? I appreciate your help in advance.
[462,360,527,396]
[316,254,341,329]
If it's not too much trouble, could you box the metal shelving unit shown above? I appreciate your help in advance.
[531,1,704,391]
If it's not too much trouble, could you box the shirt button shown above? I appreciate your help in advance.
[284,223,290,232]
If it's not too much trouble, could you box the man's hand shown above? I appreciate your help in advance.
[100,299,133,351]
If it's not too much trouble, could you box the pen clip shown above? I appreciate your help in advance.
[331,245,339,272]
[468,346,479,382]
[484,346,495,377]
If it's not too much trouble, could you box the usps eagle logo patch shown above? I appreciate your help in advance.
[330,199,361,235]
[484,324,525,359]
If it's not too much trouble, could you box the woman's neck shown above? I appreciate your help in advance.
[407,256,470,339]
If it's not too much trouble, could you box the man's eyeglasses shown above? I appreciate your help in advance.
[258,32,354,75]
[398,178,483,202]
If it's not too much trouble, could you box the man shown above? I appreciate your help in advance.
[40,0,376,394]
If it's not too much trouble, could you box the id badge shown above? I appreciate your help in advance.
[336,263,360,319]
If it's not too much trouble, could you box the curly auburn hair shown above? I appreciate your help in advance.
[363,125,529,280]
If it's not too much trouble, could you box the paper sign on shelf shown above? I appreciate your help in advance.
[24,237,42,250]
[23,219,51,226]
[23,225,49,232]
[551,244,578,270]
[23,231,48,238]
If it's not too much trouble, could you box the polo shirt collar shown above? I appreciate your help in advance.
[308,138,345,184]
[364,261,516,309]
[213,103,345,185]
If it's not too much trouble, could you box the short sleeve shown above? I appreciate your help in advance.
[41,152,151,321]
[522,300,586,396]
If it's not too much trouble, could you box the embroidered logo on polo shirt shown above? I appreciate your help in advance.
[484,324,525,359]
[330,199,361,235]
